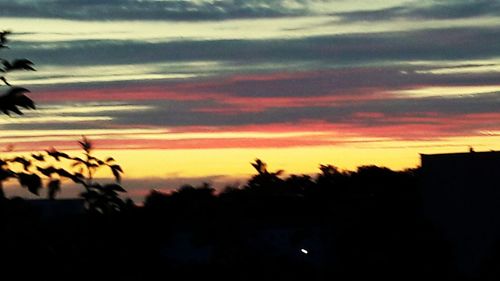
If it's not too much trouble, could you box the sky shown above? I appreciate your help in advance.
[1,0,500,200]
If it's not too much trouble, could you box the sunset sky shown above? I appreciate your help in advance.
[1,0,500,199]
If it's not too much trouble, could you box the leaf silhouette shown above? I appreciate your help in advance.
[109,164,123,183]
[78,136,92,153]
[31,153,45,161]
[274,169,284,176]
[37,166,58,177]
[319,164,339,176]
[2,59,35,72]
[47,179,61,200]
[80,190,99,200]
[71,157,85,167]
[10,156,31,171]
[0,76,9,86]
[0,168,14,181]
[56,168,73,178]
[46,149,70,161]
[89,183,102,190]
[0,87,36,116]
[251,159,268,175]
[71,172,85,184]
[17,172,42,195]
[103,183,126,193]
[0,30,11,47]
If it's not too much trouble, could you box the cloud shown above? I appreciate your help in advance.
[11,64,497,137]
[0,0,311,21]
[2,1,499,155]
[335,0,500,22]
[8,26,500,75]
[10,0,499,22]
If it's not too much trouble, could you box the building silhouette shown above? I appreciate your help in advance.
[420,150,500,277]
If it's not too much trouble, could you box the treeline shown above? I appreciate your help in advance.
[136,161,452,280]
[145,161,422,222]
[0,160,490,280]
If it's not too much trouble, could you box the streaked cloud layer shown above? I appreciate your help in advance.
[1,0,499,198]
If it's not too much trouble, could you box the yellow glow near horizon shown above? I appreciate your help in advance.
[1,135,499,183]
[85,134,500,179]
[95,146,415,178]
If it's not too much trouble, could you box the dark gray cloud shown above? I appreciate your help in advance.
[189,68,500,98]
[5,79,499,142]
[2,1,499,143]
[4,0,500,22]
[10,26,500,69]
[90,91,500,131]
[17,60,499,133]
[335,0,500,22]
[0,0,309,20]
[22,61,500,113]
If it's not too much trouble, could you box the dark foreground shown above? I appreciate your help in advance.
[1,165,500,280]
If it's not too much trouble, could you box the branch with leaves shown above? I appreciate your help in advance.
[0,30,36,116]
[70,136,125,213]
[246,158,285,193]
[0,137,126,213]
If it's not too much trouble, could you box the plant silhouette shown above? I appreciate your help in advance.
[0,30,38,197]
[0,31,36,115]
[72,136,125,213]
[0,136,125,210]
[33,136,126,213]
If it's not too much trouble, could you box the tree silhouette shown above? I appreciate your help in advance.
[246,158,284,192]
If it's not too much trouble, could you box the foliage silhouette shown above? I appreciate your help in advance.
[0,31,36,116]
[36,136,126,213]
[0,30,39,198]
[139,160,453,280]
[246,158,285,195]
[0,135,125,214]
